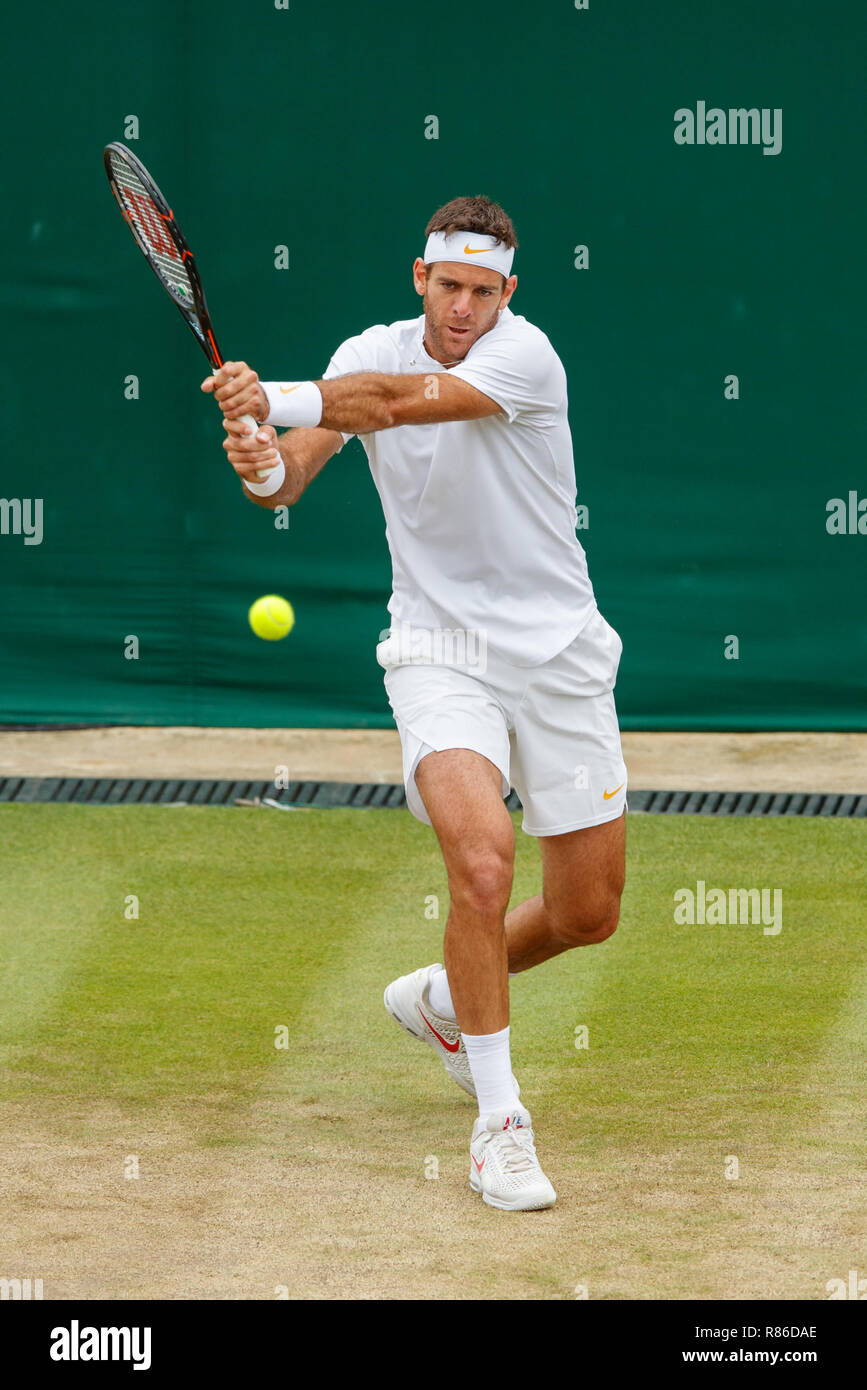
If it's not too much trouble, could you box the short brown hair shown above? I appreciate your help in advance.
[425,196,518,250]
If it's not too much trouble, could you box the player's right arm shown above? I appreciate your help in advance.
[223,417,343,510]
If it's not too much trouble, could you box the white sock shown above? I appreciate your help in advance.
[463,1025,521,1119]
[427,966,457,1021]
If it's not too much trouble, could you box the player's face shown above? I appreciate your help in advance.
[415,260,516,362]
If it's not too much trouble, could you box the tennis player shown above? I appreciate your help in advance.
[203,196,627,1212]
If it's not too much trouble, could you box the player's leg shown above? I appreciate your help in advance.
[504,811,626,973]
[381,733,521,1100]
[380,658,522,1100]
[413,747,514,1036]
[500,607,628,972]
[413,747,556,1211]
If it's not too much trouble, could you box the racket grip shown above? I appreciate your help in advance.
[240,413,278,482]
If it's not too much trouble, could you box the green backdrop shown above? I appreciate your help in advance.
[1,1,864,729]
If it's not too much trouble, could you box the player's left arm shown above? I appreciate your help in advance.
[315,371,502,432]
[204,361,501,440]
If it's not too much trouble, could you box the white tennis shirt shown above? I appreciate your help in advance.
[322,306,596,667]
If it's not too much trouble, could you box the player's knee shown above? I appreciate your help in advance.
[449,848,513,920]
[553,895,621,947]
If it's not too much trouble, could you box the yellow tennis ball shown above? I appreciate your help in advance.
[248,594,295,641]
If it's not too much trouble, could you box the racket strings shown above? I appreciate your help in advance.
[108,154,196,308]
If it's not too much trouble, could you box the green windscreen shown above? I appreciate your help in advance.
[0,1,863,728]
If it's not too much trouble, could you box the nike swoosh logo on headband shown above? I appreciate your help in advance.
[463,244,491,254]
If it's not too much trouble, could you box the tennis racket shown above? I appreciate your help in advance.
[103,142,274,480]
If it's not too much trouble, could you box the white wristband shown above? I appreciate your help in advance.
[243,457,286,498]
[261,380,323,428]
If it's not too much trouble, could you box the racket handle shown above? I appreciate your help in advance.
[240,413,278,482]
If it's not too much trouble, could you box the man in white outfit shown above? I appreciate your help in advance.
[204,195,627,1212]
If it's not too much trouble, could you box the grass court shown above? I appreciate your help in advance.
[2,803,864,1299]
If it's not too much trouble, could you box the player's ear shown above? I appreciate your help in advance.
[412,257,427,296]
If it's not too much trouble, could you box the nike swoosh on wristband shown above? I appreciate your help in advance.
[603,784,625,800]
[279,384,300,394]
[417,1006,461,1052]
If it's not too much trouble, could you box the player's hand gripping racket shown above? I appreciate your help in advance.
[103,142,274,481]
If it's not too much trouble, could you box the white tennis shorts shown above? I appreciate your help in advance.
[377,607,628,836]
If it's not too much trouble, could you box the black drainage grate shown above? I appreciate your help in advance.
[0,778,865,815]
[626,789,867,817]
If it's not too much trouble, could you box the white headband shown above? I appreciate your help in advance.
[423,229,514,278]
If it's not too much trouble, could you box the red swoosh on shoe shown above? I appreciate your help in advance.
[417,1005,461,1053]
[472,1154,485,1173]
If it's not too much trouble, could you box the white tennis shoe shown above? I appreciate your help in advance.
[384,963,521,1101]
[383,963,476,1096]
[470,1106,557,1211]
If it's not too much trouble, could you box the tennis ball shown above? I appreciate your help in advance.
[248,594,295,641]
